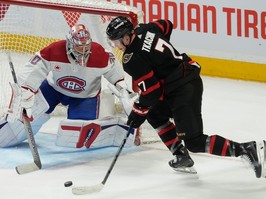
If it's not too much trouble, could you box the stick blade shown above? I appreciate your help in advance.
[16,162,41,174]
[72,183,104,195]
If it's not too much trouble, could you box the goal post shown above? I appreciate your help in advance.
[0,0,160,144]
[0,0,140,20]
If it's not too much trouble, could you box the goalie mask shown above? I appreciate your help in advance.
[66,24,92,66]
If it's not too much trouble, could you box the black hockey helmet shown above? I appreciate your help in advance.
[106,16,134,40]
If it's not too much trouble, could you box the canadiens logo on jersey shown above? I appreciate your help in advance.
[122,53,133,64]
[56,76,86,93]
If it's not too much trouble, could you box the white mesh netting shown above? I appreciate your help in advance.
[0,0,160,144]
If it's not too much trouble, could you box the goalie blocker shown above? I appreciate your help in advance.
[56,116,136,148]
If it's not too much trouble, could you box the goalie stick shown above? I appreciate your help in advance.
[7,53,42,174]
[71,124,134,195]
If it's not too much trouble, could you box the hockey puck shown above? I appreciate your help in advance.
[64,181,73,187]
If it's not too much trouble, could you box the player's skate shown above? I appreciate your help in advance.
[240,140,266,178]
[169,145,197,174]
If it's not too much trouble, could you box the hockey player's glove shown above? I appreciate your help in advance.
[7,83,35,122]
[127,103,149,128]
[108,83,139,116]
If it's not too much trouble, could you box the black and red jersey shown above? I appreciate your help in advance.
[122,20,200,108]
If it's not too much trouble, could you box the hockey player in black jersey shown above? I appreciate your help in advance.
[106,16,266,178]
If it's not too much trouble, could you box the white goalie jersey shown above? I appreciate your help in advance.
[18,40,124,98]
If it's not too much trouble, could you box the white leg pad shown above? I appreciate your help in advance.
[0,117,25,147]
[0,113,50,147]
[56,116,136,148]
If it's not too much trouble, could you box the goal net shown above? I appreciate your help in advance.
[0,0,160,144]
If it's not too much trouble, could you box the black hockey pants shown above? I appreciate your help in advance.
[147,76,204,141]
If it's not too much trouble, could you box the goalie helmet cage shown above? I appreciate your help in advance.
[0,0,161,144]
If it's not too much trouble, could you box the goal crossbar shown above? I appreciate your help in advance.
[0,0,139,26]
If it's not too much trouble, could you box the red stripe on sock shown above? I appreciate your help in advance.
[164,138,180,147]
[209,135,216,154]
[158,123,175,136]
[221,139,229,156]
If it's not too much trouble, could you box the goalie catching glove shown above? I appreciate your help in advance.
[127,102,149,128]
[7,83,35,122]
[108,83,138,116]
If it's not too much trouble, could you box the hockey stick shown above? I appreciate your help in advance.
[7,53,42,174]
[72,124,134,195]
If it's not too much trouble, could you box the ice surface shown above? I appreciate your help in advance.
[1,76,266,199]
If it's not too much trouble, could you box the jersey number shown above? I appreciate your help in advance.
[154,38,182,60]
[137,39,182,92]
[138,81,146,92]
[30,55,42,65]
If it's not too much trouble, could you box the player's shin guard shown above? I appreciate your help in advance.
[156,121,182,154]
[205,135,237,156]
